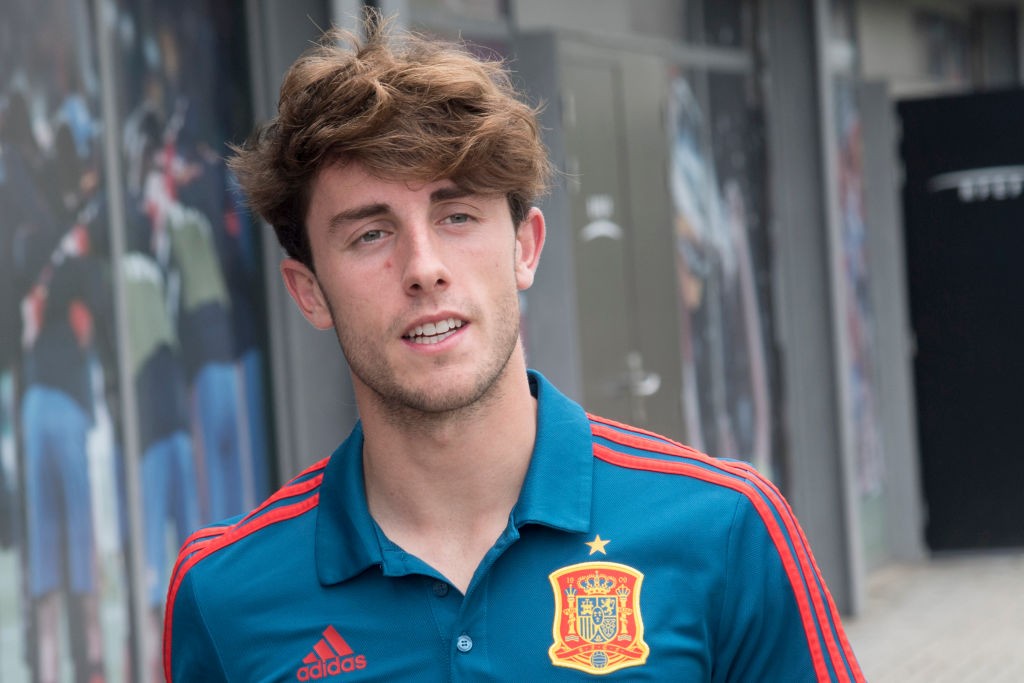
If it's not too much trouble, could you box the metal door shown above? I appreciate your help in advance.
[561,51,674,427]
[899,89,1024,550]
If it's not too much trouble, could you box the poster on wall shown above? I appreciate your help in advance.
[0,0,132,679]
[0,0,271,679]
[666,70,774,475]
[828,0,885,497]
[109,0,271,676]
[832,75,884,496]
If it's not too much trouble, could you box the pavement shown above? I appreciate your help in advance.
[843,550,1024,682]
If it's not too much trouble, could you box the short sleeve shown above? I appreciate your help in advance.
[713,489,863,683]
[165,569,228,682]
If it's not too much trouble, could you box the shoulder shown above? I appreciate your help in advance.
[168,457,329,602]
[586,414,803,553]
[586,416,863,681]
[164,457,333,679]
[587,413,772,499]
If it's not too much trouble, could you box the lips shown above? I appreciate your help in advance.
[403,317,465,345]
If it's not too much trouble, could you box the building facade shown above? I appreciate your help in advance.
[0,0,1020,679]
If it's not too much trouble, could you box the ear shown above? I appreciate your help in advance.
[280,258,334,330]
[514,207,546,291]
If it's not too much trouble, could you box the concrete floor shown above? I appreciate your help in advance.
[843,550,1024,682]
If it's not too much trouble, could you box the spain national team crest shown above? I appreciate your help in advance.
[548,562,649,675]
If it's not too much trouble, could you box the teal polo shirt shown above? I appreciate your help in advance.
[166,371,862,681]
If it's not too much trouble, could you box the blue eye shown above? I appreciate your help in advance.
[446,213,470,224]
[358,229,385,243]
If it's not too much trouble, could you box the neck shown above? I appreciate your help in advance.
[356,356,537,591]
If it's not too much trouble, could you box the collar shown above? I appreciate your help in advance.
[315,370,594,585]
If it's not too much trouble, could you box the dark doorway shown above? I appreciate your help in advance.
[899,89,1024,551]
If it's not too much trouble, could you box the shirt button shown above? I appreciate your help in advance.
[456,634,473,653]
[432,581,450,597]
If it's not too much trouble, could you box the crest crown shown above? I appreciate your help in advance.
[579,571,616,595]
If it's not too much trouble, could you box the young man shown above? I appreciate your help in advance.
[165,16,864,682]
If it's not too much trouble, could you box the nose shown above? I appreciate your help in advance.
[400,225,450,295]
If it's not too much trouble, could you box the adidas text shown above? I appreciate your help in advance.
[296,655,367,680]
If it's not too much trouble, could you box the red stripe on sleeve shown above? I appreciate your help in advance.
[590,421,861,681]
[164,471,325,609]
[592,439,860,682]
[721,460,865,682]
[235,466,327,527]
[163,493,320,682]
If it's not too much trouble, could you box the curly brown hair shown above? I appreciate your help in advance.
[229,13,552,271]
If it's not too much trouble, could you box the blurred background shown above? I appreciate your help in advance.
[1,0,1021,680]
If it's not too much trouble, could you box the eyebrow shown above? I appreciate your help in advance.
[430,185,474,203]
[325,185,476,232]
[327,203,389,232]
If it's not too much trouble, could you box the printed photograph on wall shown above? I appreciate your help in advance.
[832,76,884,497]
[829,0,885,498]
[0,0,133,679]
[108,0,272,676]
[666,70,775,476]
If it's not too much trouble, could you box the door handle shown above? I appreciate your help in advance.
[625,351,661,398]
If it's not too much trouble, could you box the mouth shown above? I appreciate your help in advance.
[402,317,466,345]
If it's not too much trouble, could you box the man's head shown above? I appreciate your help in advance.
[229,14,551,272]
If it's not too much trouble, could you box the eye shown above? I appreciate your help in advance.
[357,229,386,244]
[443,213,471,225]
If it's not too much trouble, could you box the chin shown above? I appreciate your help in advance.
[356,361,511,417]
[393,378,497,415]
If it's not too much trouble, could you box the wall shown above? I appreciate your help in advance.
[858,0,1024,97]
[0,0,286,679]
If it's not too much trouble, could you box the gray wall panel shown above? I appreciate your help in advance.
[247,0,357,481]
[762,0,857,613]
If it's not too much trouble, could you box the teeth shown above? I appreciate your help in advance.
[407,318,463,343]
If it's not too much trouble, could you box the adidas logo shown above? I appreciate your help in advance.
[295,626,367,680]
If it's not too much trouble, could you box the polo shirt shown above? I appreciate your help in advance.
[166,371,863,682]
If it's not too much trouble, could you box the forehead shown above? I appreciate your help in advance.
[309,161,448,206]
[306,162,424,229]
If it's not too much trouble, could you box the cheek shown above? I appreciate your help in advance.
[342,273,405,324]
[467,238,517,277]
[326,283,382,318]
[474,254,517,293]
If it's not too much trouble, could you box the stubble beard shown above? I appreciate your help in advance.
[324,290,523,426]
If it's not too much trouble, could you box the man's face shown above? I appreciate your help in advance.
[281,162,544,416]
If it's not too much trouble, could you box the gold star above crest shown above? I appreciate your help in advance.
[585,534,610,555]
